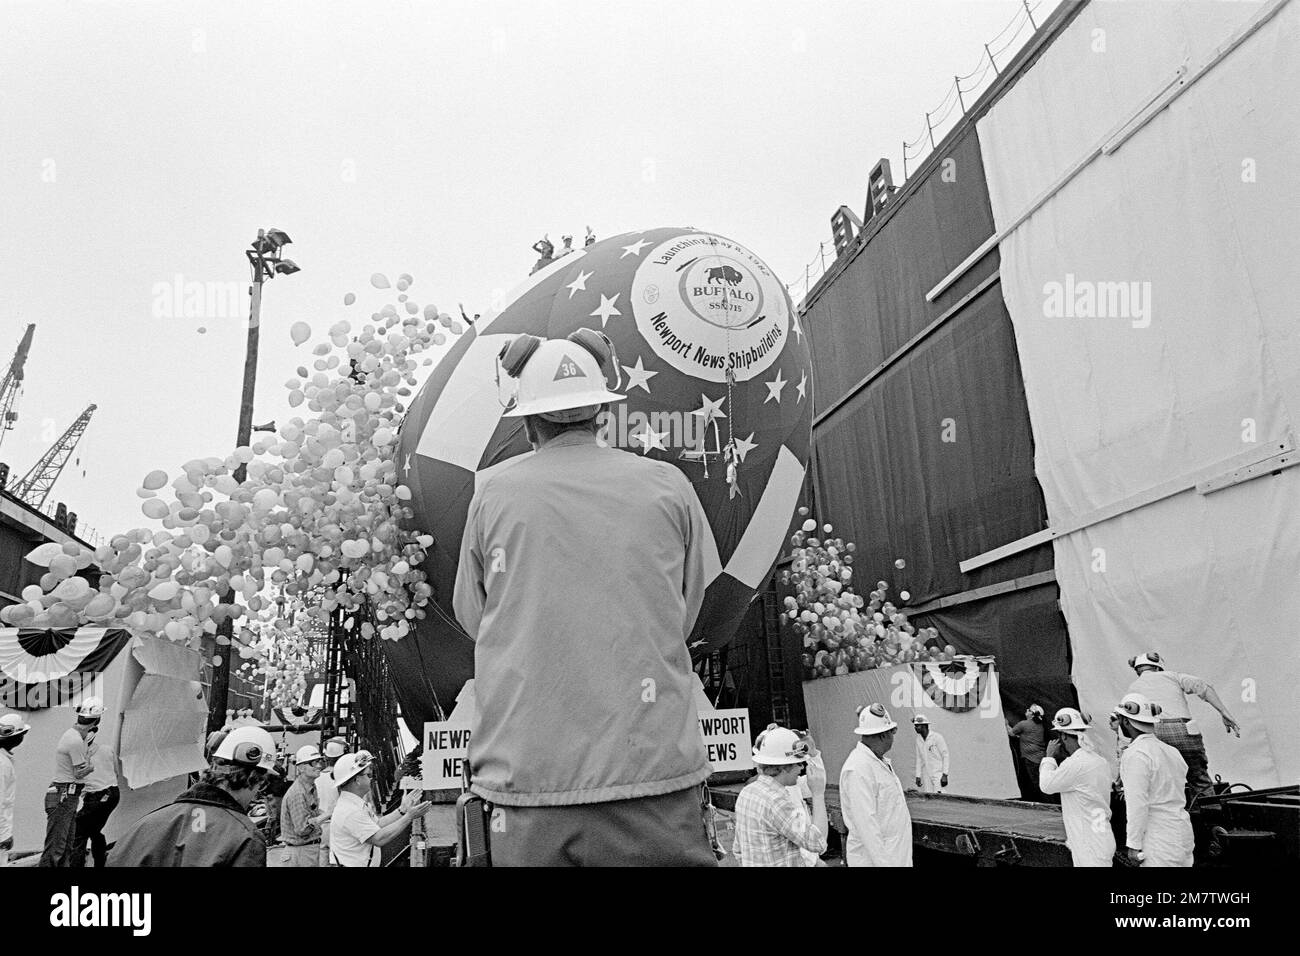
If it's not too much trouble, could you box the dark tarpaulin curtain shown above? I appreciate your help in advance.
[800,123,1071,729]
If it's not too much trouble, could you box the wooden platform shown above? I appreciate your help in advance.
[710,782,1072,866]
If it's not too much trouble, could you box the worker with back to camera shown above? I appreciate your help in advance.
[1007,703,1048,800]
[911,714,949,793]
[731,724,828,867]
[453,329,718,866]
[1126,651,1240,803]
[1112,692,1195,867]
[40,696,102,867]
[839,703,912,867]
[108,726,282,867]
[1039,707,1115,867]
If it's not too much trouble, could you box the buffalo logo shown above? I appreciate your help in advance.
[680,255,764,331]
[705,264,743,286]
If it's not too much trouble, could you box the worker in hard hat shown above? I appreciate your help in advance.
[1007,703,1048,801]
[1039,708,1115,867]
[328,750,430,867]
[453,329,717,866]
[1112,693,1194,867]
[72,721,120,868]
[732,725,828,867]
[108,725,282,866]
[40,696,102,867]
[1126,651,1240,803]
[315,736,348,866]
[277,745,330,867]
[839,703,912,867]
[0,713,31,867]
[911,715,949,793]
[786,730,827,867]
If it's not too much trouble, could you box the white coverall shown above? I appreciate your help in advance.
[1119,733,1194,867]
[1039,748,1115,866]
[914,731,949,792]
[839,742,912,867]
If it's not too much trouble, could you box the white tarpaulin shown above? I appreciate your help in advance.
[119,636,207,788]
[977,0,1300,784]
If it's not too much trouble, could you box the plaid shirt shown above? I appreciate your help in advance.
[732,772,827,867]
[279,775,321,845]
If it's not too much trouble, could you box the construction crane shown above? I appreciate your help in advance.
[10,404,96,510]
[0,324,35,451]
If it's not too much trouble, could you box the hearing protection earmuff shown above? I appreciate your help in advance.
[494,328,623,409]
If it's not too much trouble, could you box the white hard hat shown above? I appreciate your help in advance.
[1129,651,1165,671]
[294,745,323,765]
[1026,703,1045,718]
[75,697,105,719]
[911,714,930,726]
[1052,707,1091,734]
[751,724,811,766]
[854,702,898,736]
[1113,692,1162,725]
[0,713,31,739]
[212,726,279,773]
[323,737,348,759]
[500,334,624,421]
[333,749,374,787]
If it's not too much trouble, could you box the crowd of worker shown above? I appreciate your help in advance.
[734,649,1241,868]
[0,698,120,868]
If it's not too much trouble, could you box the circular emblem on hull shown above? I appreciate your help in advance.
[631,233,789,383]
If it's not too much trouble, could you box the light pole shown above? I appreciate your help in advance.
[207,227,300,736]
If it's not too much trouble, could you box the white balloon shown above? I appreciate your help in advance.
[290,321,312,346]
[143,469,168,490]
[24,542,65,566]
[148,581,180,601]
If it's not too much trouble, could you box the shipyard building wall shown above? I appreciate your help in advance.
[802,125,1072,721]
[976,0,1299,786]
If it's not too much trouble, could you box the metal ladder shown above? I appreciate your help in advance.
[763,589,791,728]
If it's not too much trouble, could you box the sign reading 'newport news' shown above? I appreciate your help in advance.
[422,707,753,788]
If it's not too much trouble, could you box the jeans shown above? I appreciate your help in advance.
[73,786,120,868]
[39,783,84,867]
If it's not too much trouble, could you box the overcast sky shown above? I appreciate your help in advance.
[0,0,1056,542]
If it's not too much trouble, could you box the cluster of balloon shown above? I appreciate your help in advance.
[0,271,470,708]
[779,507,954,679]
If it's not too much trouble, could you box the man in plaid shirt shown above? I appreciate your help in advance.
[732,725,828,867]
[278,746,329,867]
